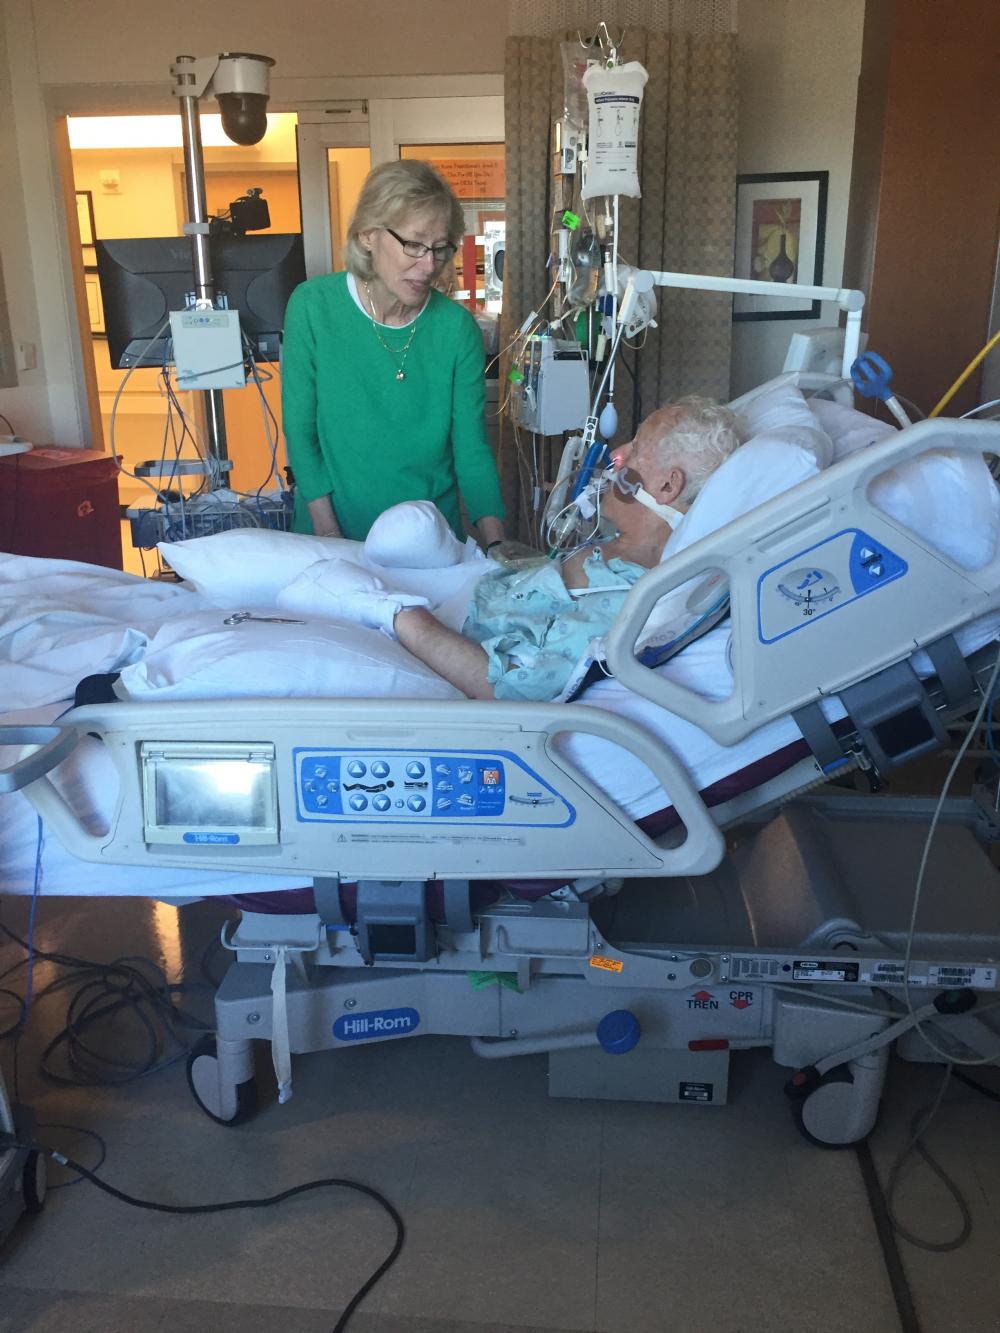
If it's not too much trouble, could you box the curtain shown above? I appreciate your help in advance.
[499,13,738,541]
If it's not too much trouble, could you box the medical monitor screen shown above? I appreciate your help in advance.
[95,233,306,369]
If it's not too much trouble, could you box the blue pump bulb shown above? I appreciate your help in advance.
[598,401,619,440]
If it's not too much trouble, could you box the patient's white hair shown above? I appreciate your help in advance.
[653,396,746,503]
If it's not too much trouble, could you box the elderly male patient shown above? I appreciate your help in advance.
[319,398,743,701]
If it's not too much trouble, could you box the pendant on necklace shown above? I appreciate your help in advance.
[396,369,405,381]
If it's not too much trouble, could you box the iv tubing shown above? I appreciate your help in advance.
[929,329,1000,418]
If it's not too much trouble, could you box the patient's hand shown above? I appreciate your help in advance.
[560,546,600,588]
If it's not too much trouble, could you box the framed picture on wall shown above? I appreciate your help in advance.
[83,274,104,334]
[75,190,96,247]
[733,171,828,320]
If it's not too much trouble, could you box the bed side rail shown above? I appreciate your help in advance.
[8,697,725,881]
[606,419,1000,746]
[0,726,81,793]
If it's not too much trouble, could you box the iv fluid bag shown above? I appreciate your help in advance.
[582,61,648,199]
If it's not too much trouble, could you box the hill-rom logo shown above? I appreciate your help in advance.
[333,1007,420,1042]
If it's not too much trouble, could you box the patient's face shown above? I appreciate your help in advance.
[612,405,689,492]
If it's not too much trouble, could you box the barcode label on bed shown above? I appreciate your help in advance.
[860,962,907,985]
[859,962,997,990]
[730,957,783,980]
[928,965,997,989]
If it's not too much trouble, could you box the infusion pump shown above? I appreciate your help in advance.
[515,337,590,436]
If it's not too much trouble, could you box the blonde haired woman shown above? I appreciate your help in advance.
[282,159,505,548]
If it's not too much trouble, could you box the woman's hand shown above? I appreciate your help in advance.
[476,514,504,552]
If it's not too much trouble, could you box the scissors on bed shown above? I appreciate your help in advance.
[223,611,306,626]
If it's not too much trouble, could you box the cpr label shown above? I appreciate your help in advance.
[333,1007,420,1042]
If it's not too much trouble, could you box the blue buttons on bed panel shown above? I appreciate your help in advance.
[295,752,507,820]
[847,530,907,595]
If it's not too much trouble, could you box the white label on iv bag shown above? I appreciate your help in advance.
[582,61,648,199]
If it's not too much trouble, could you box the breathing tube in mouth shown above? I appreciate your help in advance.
[611,467,685,527]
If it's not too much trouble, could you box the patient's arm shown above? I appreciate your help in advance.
[393,607,495,700]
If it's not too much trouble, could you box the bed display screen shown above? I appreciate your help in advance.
[141,742,278,846]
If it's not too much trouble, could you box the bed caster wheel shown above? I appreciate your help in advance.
[186,1035,258,1126]
[786,1060,880,1149]
[22,1150,47,1213]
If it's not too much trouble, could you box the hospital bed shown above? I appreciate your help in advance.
[3,389,1000,1146]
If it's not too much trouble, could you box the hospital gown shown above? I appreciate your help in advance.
[462,549,646,702]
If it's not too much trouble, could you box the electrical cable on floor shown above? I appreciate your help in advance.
[1,891,407,1332]
[0,916,215,1092]
[854,1140,923,1333]
[1,926,214,1089]
[0,1133,404,1333]
[35,1121,108,1189]
[882,1065,973,1253]
[952,1067,1000,1103]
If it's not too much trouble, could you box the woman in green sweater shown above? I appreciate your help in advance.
[282,160,506,549]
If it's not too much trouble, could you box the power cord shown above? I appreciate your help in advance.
[882,1065,972,1253]
[0,917,214,1093]
[0,1131,403,1333]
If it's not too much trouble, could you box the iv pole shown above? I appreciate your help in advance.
[173,55,228,464]
[168,51,275,475]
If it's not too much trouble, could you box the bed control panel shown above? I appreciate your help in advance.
[292,748,574,828]
[757,527,908,645]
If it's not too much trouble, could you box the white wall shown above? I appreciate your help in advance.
[731,0,865,396]
[31,0,510,88]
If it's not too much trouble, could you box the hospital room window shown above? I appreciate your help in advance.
[67,113,300,577]
[399,143,505,316]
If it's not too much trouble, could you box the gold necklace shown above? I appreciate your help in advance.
[363,281,418,381]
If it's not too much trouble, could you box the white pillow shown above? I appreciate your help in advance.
[115,611,462,702]
[364,500,465,568]
[158,528,359,610]
[805,398,1000,569]
[732,379,834,468]
[871,450,1000,570]
[158,502,472,610]
[662,435,823,563]
[808,398,896,460]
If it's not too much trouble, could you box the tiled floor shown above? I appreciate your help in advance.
[1,893,999,1333]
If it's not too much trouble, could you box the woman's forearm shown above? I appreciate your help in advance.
[475,514,505,551]
[307,494,342,537]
